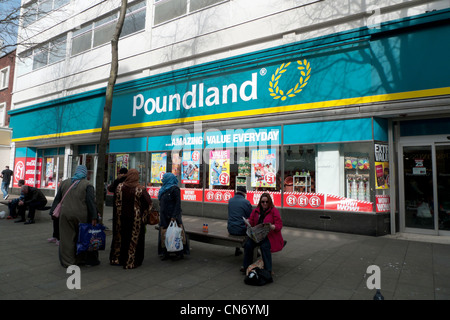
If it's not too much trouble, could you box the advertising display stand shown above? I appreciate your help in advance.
[236,176,250,191]
[293,174,311,193]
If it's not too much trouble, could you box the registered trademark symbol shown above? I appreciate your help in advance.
[260,68,267,76]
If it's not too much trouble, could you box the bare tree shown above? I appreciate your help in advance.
[0,0,21,54]
[95,0,128,217]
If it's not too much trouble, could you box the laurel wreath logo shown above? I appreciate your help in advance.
[269,59,311,101]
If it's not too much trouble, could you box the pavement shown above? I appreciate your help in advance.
[1,195,450,303]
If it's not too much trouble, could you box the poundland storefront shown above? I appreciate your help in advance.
[9,10,450,236]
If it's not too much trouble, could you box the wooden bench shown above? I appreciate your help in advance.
[35,205,52,220]
[157,219,262,262]
[184,227,246,248]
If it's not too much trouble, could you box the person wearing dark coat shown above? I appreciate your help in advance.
[15,185,48,224]
[109,169,152,269]
[107,167,128,262]
[51,165,98,268]
[157,172,189,259]
[227,186,252,256]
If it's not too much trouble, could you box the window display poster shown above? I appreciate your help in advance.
[376,195,390,213]
[31,158,42,188]
[209,150,230,186]
[116,154,129,178]
[181,150,200,184]
[172,152,181,176]
[46,158,54,179]
[375,161,389,189]
[151,152,167,183]
[251,148,277,188]
[13,157,42,188]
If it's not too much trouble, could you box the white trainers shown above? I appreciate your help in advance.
[4,195,8,200]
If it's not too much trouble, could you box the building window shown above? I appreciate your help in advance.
[22,0,70,28]
[71,0,146,56]
[154,0,225,25]
[17,51,33,76]
[0,67,10,90]
[21,35,67,73]
[0,103,5,127]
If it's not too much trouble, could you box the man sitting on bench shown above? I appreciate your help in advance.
[15,185,48,225]
[227,186,252,256]
[6,179,25,220]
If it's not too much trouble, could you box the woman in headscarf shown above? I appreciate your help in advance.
[50,165,98,268]
[157,172,189,260]
[110,169,152,269]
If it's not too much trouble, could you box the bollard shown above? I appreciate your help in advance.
[373,289,384,300]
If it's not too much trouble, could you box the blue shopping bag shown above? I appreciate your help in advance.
[77,223,106,255]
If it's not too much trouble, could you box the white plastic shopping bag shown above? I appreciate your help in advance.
[165,221,183,252]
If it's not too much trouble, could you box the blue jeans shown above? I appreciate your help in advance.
[243,237,272,272]
[1,181,9,198]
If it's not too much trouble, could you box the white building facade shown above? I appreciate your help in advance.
[10,0,450,236]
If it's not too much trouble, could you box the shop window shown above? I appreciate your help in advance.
[42,157,55,188]
[283,142,376,213]
[108,153,146,186]
[41,155,64,189]
[146,150,204,201]
[204,147,281,206]
[284,145,316,193]
[343,143,372,202]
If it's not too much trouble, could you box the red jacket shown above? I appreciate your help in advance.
[248,206,284,253]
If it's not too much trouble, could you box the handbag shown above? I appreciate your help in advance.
[244,267,273,286]
[52,182,76,218]
[76,223,106,255]
[147,207,160,225]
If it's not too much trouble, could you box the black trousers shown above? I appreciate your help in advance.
[8,199,20,218]
[18,200,47,220]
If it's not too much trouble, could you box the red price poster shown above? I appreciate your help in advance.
[27,158,42,188]
[247,191,282,207]
[209,150,230,187]
[180,188,203,202]
[325,195,373,213]
[204,189,234,203]
[14,157,42,187]
[283,192,324,209]
[147,186,161,199]
[13,157,26,187]
[376,195,390,213]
